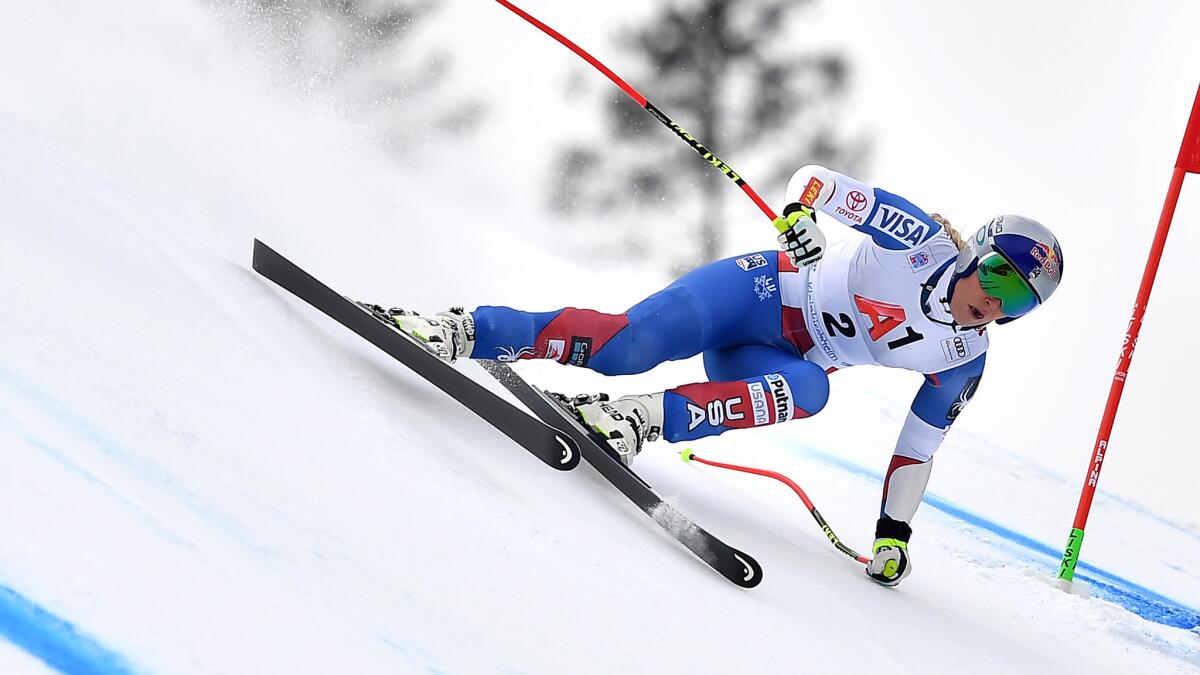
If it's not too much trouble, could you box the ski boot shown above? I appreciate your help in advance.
[553,392,664,466]
[357,303,475,363]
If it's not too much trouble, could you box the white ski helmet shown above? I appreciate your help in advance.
[952,215,1064,324]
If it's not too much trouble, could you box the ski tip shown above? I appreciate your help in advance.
[734,552,764,588]
[552,433,581,471]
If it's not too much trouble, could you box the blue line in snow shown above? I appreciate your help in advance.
[0,371,144,671]
[0,585,137,675]
[801,448,1200,631]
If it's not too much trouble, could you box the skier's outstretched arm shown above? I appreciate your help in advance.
[783,164,946,252]
[867,353,986,586]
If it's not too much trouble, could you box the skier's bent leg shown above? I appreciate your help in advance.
[659,345,830,442]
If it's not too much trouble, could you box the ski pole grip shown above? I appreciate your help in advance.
[773,204,803,234]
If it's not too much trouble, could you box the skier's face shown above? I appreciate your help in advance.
[950,272,1005,327]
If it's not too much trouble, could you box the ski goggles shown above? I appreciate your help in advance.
[977,252,1039,317]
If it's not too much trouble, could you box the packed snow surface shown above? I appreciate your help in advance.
[1,1,1197,673]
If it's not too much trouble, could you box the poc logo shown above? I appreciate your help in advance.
[686,397,745,431]
[941,336,971,363]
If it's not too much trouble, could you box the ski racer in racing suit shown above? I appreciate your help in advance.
[388,165,1065,587]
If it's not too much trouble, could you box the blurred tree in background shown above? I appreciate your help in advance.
[549,0,868,273]
[221,0,482,151]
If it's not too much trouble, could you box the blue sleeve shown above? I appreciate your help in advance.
[911,353,986,429]
[853,188,945,252]
[786,166,945,253]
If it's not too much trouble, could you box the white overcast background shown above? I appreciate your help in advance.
[438,0,1200,530]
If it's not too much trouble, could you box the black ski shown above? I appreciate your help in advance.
[252,240,579,471]
[478,360,763,588]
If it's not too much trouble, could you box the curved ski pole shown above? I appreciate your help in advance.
[495,0,779,224]
[682,449,870,564]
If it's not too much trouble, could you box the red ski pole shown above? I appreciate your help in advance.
[682,449,869,564]
[1057,83,1200,583]
[495,0,782,226]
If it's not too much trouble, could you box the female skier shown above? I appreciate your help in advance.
[385,164,1064,587]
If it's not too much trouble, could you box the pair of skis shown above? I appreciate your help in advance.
[252,240,761,588]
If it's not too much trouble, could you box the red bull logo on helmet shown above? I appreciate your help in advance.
[1030,242,1060,280]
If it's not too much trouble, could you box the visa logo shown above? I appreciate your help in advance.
[874,207,938,246]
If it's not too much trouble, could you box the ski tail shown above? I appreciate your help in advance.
[479,360,762,587]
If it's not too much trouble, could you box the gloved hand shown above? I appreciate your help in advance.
[865,516,912,587]
[774,203,826,267]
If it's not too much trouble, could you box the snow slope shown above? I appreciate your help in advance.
[0,1,1198,673]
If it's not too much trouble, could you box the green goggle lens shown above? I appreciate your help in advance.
[977,253,1038,317]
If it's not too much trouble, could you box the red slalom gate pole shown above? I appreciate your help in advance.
[681,449,869,564]
[494,0,780,224]
[1057,83,1200,583]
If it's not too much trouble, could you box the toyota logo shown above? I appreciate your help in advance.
[846,191,867,212]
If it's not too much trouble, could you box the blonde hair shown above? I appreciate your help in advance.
[929,213,966,251]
